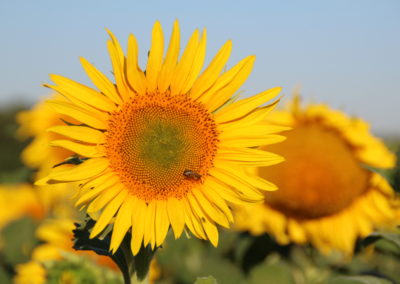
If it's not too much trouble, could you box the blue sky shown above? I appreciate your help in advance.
[1,0,399,133]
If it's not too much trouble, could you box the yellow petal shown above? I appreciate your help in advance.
[221,135,286,148]
[48,74,115,112]
[170,29,200,95]
[43,158,109,183]
[180,29,207,94]
[205,56,255,112]
[217,148,284,166]
[187,194,219,246]
[183,199,206,239]
[143,201,156,248]
[75,173,120,206]
[48,125,105,144]
[190,40,232,99]
[126,34,146,94]
[197,56,253,107]
[110,196,135,252]
[90,190,128,238]
[80,57,122,104]
[202,219,219,247]
[201,185,234,222]
[218,164,277,191]
[50,140,105,158]
[155,200,170,246]
[167,197,185,239]
[87,183,124,213]
[191,189,230,228]
[157,20,180,93]
[209,167,264,201]
[220,101,281,129]
[219,122,288,141]
[210,168,264,202]
[215,87,281,123]
[46,100,108,130]
[146,21,164,92]
[205,177,257,205]
[106,29,130,101]
[106,42,129,101]
[131,198,146,255]
[79,170,116,190]
[44,83,107,117]
[287,220,306,243]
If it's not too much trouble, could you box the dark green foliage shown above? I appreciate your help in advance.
[1,217,38,265]
[0,105,32,183]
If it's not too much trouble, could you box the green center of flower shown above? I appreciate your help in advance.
[139,120,185,169]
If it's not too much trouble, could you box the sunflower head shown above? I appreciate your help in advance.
[234,95,398,255]
[36,21,284,255]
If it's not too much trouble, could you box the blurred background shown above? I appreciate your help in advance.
[0,1,399,283]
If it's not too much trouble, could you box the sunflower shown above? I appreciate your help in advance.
[36,21,284,255]
[234,96,398,254]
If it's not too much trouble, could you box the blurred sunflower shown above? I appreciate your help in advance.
[17,94,79,218]
[17,94,75,174]
[0,184,45,229]
[234,96,398,254]
[14,218,161,284]
[36,20,285,255]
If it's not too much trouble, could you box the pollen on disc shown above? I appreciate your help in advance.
[105,92,219,202]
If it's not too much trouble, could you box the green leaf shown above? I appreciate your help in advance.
[194,276,218,284]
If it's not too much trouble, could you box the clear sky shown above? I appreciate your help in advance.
[1,0,399,134]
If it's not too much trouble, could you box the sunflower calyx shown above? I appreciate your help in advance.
[72,216,156,284]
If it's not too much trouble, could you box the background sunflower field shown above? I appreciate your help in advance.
[0,94,399,284]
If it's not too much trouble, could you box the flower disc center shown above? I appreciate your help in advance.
[105,92,218,202]
[260,125,369,219]
[139,119,186,169]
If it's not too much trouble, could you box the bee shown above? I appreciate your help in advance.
[183,169,202,180]
[53,155,89,168]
